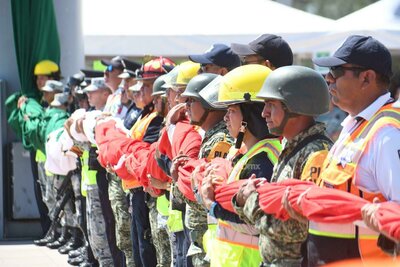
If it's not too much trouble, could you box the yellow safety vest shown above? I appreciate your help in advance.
[211,138,281,267]
[311,103,400,260]
[166,185,184,233]
[80,149,98,197]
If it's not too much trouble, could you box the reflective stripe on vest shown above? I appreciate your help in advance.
[227,138,281,183]
[216,221,259,249]
[312,103,400,258]
[123,111,158,190]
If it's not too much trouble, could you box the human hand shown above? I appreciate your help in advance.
[170,151,189,182]
[281,187,309,224]
[17,96,27,109]
[166,103,186,127]
[361,197,381,233]
[148,174,171,190]
[235,174,266,207]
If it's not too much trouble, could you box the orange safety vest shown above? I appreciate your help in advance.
[314,102,400,260]
[211,139,281,266]
[123,111,158,190]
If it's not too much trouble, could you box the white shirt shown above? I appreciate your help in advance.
[335,93,400,203]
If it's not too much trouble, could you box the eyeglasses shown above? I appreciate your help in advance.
[106,65,114,72]
[329,66,367,79]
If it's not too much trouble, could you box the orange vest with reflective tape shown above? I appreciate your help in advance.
[314,102,400,259]
[123,111,158,190]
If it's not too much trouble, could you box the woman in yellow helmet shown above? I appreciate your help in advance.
[199,65,282,267]
[34,59,61,89]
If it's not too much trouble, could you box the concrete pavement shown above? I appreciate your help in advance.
[0,240,70,267]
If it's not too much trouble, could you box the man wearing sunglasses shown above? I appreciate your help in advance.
[101,56,128,119]
[307,35,400,266]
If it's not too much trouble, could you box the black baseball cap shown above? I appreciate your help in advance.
[189,44,241,70]
[313,35,392,78]
[231,34,293,68]
[119,59,142,79]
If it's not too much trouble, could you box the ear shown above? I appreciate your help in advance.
[219,68,229,76]
[360,70,376,87]
[264,60,276,70]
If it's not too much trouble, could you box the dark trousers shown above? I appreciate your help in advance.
[30,151,51,235]
[97,170,124,267]
[130,188,157,267]
[172,209,193,267]
[307,234,360,267]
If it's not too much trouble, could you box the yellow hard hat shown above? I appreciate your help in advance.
[214,64,272,107]
[34,60,59,76]
[173,61,200,86]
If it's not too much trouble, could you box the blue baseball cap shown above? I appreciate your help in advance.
[189,44,241,70]
[313,35,392,77]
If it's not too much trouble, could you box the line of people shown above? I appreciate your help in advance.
[5,33,400,267]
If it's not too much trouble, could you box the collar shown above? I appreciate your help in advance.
[341,92,391,130]
[282,122,327,151]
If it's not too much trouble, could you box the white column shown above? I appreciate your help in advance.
[53,0,85,84]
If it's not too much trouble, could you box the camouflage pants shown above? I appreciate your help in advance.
[38,162,56,215]
[108,173,135,267]
[86,185,113,267]
[53,175,75,227]
[185,202,209,267]
[147,196,171,267]
[70,171,83,228]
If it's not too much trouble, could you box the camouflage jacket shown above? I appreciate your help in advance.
[186,120,234,225]
[234,122,332,264]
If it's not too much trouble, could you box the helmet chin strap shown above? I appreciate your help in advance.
[190,109,209,126]
[269,106,299,136]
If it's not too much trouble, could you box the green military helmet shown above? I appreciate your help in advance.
[161,67,179,89]
[257,65,329,116]
[151,74,167,97]
[181,73,220,110]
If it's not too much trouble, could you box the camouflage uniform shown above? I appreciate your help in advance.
[86,184,114,267]
[185,120,234,267]
[53,175,75,227]
[147,196,171,267]
[70,169,83,228]
[108,173,135,267]
[40,161,58,218]
[234,123,332,267]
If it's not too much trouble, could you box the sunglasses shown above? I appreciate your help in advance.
[329,66,367,79]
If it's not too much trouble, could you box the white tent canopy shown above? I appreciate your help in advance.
[306,0,400,54]
[82,0,335,56]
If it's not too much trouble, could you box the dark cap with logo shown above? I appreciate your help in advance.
[231,34,293,68]
[313,35,392,77]
[189,44,241,70]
